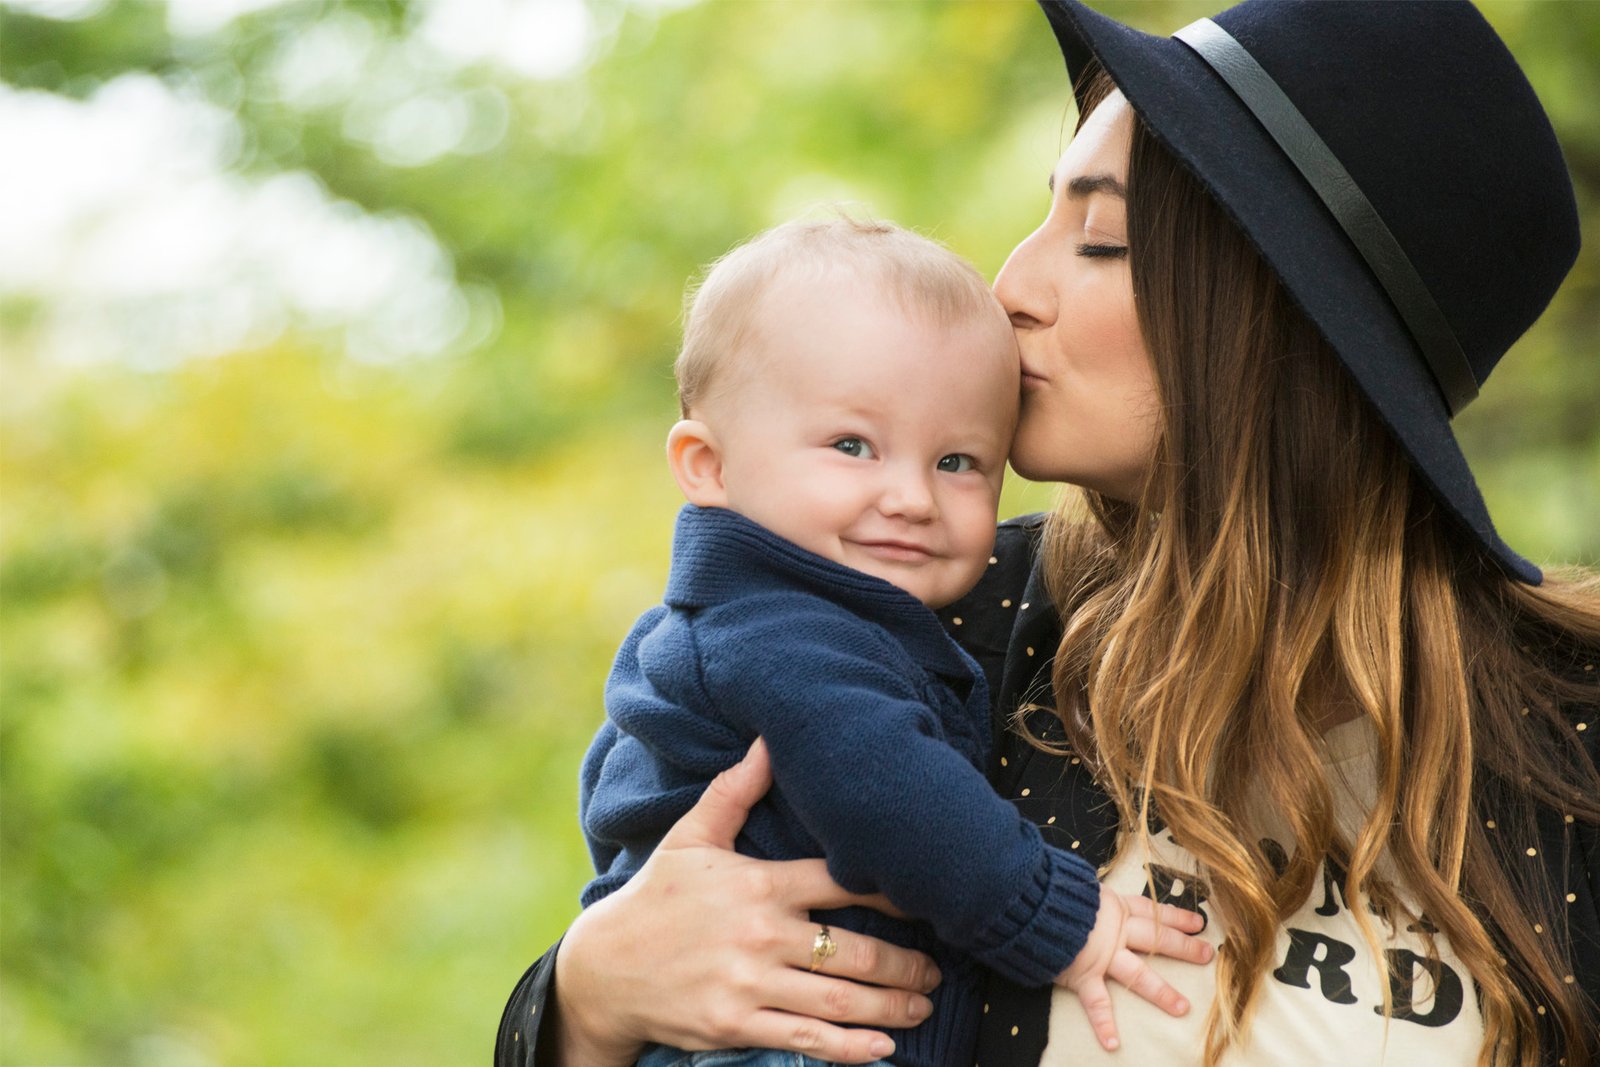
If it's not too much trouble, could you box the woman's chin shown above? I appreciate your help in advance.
[1006,439,1063,485]
[1006,454,1143,506]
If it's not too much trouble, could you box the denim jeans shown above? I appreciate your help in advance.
[635,1047,892,1067]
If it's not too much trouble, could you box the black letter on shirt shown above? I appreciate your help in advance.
[1145,863,1210,932]
[1259,837,1290,879]
[1315,852,1351,917]
[1273,929,1359,1005]
[1378,948,1463,1027]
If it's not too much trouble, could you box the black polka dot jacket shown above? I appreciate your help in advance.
[494,516,1600,1066]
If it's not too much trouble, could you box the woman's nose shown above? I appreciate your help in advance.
[994,226,1055,331]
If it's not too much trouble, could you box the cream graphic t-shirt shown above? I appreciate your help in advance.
[1041,718,1485,1066]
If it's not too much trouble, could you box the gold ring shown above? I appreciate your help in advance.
[809,925,838,972]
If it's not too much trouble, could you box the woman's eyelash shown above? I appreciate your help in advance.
[1076,242,1128,259]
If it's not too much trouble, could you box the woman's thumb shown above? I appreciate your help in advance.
[659,737,772,851]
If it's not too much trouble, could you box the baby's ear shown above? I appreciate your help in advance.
[666,420,729,507]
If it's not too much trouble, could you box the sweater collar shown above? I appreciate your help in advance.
[664,504,974,684]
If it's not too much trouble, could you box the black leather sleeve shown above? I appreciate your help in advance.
[494,937,562,1067]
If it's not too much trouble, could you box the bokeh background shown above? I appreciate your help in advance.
[1,1,1595,1064]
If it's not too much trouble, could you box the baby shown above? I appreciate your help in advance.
[578,216,1192,1067]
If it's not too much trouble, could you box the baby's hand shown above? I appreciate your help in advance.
[1056,885,1214,1051]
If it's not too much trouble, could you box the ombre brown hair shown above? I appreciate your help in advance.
[1034,71,1600,1067]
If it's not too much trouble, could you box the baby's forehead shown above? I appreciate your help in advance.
[764,265,1012,344]
[765,276,1011,362]
[747,279,1015,415]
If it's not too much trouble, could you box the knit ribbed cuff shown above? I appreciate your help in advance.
[968,844,1101,987]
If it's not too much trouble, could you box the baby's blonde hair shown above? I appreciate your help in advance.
[675,213,1009,416]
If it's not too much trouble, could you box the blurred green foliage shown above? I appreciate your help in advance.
[1,1,1596,1064]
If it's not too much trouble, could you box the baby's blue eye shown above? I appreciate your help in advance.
[937,454,975,473]
[833,437,875,459]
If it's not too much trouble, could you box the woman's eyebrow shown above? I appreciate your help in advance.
[1046,172,1127,199]
[1065,174,1127,199]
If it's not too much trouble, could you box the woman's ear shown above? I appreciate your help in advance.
[666,420,729,508]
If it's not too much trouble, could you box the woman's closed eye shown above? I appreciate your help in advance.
[936,454,976,473]
[1075,242,1128,259]
[832,436,876,459]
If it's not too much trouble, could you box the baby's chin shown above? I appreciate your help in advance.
[854,559,982,612]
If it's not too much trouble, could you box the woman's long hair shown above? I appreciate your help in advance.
[1035,71,1600,1067]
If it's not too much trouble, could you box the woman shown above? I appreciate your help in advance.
[498,1,1600,1064]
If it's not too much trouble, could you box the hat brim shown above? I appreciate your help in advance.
[1040,0,1540,584]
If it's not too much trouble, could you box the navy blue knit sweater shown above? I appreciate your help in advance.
[578,505,1100,1067]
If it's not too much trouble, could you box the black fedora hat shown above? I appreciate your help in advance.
[1037,0,1581,584]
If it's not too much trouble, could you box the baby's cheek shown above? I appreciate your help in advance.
[964,482,1004,538]
[947,544,994,604]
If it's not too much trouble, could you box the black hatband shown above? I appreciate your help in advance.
[1174,17,1479,416]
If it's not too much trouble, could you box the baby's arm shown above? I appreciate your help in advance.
[701,601,1171,989]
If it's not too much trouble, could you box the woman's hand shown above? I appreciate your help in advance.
[550,739,942,1066]
[1056,886,1214,1051]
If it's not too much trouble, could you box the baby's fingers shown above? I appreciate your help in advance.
[1107,949,1190,1018]
[1072,975,1122,1051]
[1123,916,1215,965]
[1121,894,1206,933]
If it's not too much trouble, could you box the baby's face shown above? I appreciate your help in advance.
[706,274,1020,609]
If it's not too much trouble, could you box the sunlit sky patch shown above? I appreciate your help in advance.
[0,76,471,368]
[419,0,599,81]
[0,0,701,369]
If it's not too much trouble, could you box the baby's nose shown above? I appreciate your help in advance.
[880,471,937,521]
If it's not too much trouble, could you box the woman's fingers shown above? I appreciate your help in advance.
[764,967,934,1029]
[1122,915,1215,964]
[1107,948,1190,1017]
[766,857,903,915]
[740,1010,896,1064]
[840,890,910,921]
[774,910,941,995]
